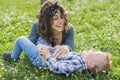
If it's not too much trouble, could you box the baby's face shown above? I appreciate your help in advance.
[83,50,110,73]
[82,50,105,69]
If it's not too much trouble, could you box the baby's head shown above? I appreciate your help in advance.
[82,50,111,76]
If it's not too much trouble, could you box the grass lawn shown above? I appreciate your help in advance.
[0,0,120,80]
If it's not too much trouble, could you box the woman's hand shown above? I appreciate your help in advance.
[37,44,51,59]
[53,45,70,60]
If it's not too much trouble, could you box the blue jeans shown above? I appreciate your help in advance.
[11,36,44,67]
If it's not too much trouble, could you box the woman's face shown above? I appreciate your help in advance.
[51,10,64,34]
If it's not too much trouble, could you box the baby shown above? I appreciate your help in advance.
[37,44,111,76]
[4,36,111,76]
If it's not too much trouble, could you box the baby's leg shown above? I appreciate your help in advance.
[11,36,39,62]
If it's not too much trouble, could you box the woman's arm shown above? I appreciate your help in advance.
[28,22,38,44]
[37,44,51,59]
[62,25,74,51]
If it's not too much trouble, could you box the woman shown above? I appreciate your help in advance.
[28,1,74,56]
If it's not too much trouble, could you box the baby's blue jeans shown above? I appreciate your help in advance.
[11,36,40,64]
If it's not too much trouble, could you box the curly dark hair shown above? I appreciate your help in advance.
[37,1,69,46]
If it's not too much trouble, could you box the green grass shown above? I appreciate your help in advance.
[0,0,120,80]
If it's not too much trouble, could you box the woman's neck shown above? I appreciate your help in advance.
[53,31,62,46]
[53,31,62,36]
